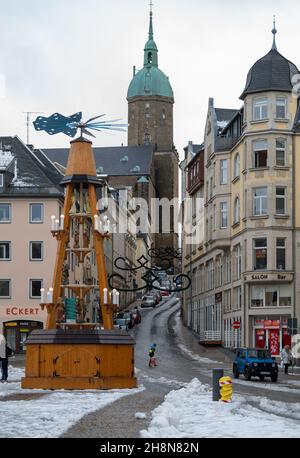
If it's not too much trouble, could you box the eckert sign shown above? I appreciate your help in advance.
[5,307,40,316]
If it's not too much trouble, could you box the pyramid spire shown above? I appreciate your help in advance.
[149,1,154,40]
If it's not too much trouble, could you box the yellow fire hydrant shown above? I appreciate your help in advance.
[219,376,233,403]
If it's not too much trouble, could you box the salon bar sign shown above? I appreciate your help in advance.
[244,272,293,283]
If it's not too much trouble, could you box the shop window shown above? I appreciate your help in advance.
[0,242,11,260]
[276,139,286,166]
[265,288,278,307]
[276,238,286,270]
[279,285,291,307]
[0,203,11,223]
[253,238,267,270]
[253,140,268,168]
[0,279,11,298]
[30,203,43,223]
[251,286,264,307]
[30,279,42,299]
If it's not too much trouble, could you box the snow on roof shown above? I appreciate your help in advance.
[0,150,14,169]
[217,120,229,129]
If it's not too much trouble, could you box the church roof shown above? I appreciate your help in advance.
[41,145,155,177]
[240,47,299,100]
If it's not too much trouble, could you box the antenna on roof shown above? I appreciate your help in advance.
[23,111,43,145]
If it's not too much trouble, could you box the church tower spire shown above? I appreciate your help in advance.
[144,2,158,67]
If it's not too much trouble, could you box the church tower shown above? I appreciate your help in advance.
[127,6,179,268]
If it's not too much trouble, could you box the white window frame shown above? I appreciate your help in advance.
[29,279,43,299]
[220,202,228,229]
[0,279,11,298]
[233,196,240,224]
[30,203,44,224]
[276,138,286,166]
[276,96,287,119]
[220,159,228,185]
[253,187,268,216]
[253,97,268,121]
[0,241,11,261]
[275,187,286,215]
[0,203,11,223]
[253,238,267,270]
[29,241,43,261]
[253,140,268,168]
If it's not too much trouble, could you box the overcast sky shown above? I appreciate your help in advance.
[0,0,299,160]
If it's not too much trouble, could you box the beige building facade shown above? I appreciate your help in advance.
[183,35,300,356]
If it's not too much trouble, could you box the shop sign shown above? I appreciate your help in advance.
[4,322,17,327]
[269,330,280,355]
[255,319,265,327]
[264,320,280,330]
[252,274,268,280]
[5,307,40,316]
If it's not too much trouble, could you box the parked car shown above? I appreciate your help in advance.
[160,290,170,297]
[233,348,278,382]
[149,290,162,304]
[141,295,156,308]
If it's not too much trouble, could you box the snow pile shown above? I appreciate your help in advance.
[135,412,147,420]
[140,378,300,438]
[0,367,143,438]
[177,343,224,365]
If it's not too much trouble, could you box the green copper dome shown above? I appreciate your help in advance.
[127,11,174,100]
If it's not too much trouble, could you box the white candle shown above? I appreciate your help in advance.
[49,288,53,303]
[106,220,110,233]
[94,214,99,231]
[47,292,51,303]
[60,214,65,230]
[51,215,56,231]
[99,221,103,233]
[112,289,117,304]
[55,219,59,231]
[116,292,120,307]
[103,288,108,304]
[40,288,45,303]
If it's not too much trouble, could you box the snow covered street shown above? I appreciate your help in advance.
[140,378,300,438]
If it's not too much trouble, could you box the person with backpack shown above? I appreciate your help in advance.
[148,343,157,367]
[0,334,13,382]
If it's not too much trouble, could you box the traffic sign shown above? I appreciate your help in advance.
[232,321,241,329]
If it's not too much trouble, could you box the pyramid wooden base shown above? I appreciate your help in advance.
[21,329,137,390]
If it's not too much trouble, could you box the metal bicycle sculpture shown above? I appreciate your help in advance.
[108,248,191,293]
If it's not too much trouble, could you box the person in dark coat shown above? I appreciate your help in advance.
[0,334,13,381]
[148,343,157,367]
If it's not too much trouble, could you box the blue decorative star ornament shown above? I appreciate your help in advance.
[33,112,128,138]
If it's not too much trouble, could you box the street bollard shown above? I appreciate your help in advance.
[219,376,233,403]
[212,368,224,401]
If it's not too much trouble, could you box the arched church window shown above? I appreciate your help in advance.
[148,52,153,64]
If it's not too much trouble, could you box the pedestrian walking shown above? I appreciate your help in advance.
[148,343,157,368]
[0,334,13,382]
[280,345,293,375]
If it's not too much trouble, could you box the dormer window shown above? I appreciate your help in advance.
[276,96,287,119]
[0,174,3,187]
[253,97,268,121]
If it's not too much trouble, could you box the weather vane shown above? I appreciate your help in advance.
[33,112,127,139]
